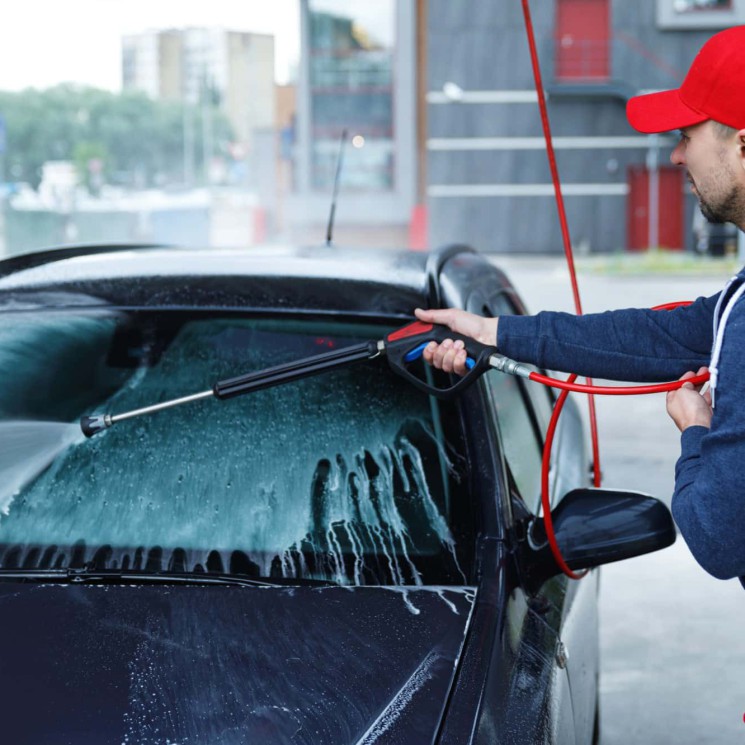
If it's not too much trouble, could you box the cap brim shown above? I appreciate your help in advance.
[626,88,708,134]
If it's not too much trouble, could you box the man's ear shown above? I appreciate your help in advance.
[738,129,745,173]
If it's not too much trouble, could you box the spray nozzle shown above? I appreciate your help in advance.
[80,414,112,438]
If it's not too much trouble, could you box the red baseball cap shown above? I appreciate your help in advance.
[626,25,745,134]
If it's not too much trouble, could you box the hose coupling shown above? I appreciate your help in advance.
[489,354,531,379]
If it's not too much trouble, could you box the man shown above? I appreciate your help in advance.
[415,25,745,586]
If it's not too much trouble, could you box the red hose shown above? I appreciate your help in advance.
[541,374,588,579]
[537,300,703,579]
[520,0,602,491]
[521,0,699,580]
[529,370,709,395]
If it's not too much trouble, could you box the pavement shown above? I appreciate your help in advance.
[491,255,745,745]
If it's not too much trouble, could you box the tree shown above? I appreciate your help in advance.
[0,84,234,189]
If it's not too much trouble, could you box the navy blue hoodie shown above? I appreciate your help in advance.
[497,272,745,586]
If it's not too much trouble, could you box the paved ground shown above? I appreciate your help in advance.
[492,256,745,744]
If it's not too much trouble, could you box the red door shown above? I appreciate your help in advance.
[556,0,610,80]
[627,166,684,250]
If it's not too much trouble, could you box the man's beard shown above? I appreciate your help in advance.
[691,156,745,227]
[698,184,743,225]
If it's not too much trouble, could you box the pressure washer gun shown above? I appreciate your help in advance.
[80,320,506,437]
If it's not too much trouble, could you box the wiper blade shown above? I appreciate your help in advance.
[0,569,339,588]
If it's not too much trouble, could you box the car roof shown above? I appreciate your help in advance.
[0,243,515,318]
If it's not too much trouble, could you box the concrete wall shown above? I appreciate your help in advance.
[426,0,739,254]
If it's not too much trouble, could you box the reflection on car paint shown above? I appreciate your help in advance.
[0,582,476,744]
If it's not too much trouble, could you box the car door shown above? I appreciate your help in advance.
[476,290,599,744]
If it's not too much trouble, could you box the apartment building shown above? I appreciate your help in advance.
[122,28,274,150]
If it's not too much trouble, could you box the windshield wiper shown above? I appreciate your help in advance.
[0,568,338,588]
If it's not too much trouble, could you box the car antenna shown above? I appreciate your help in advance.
[325,128,348,247]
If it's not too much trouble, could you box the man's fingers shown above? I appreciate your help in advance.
[415,307,456,329]
[678,370,698,391]
[440,348,469,375]
[432,338,454,368]
[420,338,469,375]
[414,307,494,376]
[422,341,437,364]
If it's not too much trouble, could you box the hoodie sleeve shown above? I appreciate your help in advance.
[496,292,718,382]
[671,299,745,580]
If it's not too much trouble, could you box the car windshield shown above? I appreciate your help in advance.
[0,309,473,586]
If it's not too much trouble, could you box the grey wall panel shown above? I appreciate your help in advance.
[428,148,660,186]
[428,105,546,138]
[429,194,630,255]
[428,100,643,138]
[428,30,542,90]
[428,2,550,35]
[546,101,639,136]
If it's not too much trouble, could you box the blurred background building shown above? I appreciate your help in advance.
[122,28,275,151]
[2,0,745,257]
[287,0,416,247]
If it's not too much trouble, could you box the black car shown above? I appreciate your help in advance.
[0,243,674,744]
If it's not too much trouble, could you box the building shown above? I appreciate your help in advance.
[289,1,417,243]
[122,28,275,151]
[117,3,744,252]
[290,0,745,253]
[425,0,745,253]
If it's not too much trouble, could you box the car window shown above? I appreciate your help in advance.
[0,311,473,586]
[483,371,543,515]
[483,294,547,513]
[488,292,555,437]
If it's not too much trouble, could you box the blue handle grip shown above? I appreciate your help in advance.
[403,341,476,368]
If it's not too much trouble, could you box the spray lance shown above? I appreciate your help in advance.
[80,320,496,437]
[80,317,709,438]
[79,315,709,579]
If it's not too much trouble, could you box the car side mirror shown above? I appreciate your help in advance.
[524,488,676,589]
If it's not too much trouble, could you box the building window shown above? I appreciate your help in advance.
[673,0,732,11]
[657,0,745,28]
[308,0,395,191]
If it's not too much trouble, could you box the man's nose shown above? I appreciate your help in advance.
[670,141,686,166]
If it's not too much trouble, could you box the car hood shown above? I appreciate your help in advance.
[0,582,476,744]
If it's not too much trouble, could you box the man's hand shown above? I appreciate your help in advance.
[413,308,498,376]
[666,367,712,432]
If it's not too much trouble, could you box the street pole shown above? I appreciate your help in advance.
[201,81,213,185]
[183,102,195,186]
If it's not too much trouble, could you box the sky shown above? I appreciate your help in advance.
[0,0,302,91]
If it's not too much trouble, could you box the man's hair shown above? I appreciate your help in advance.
[712,120,738,139]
